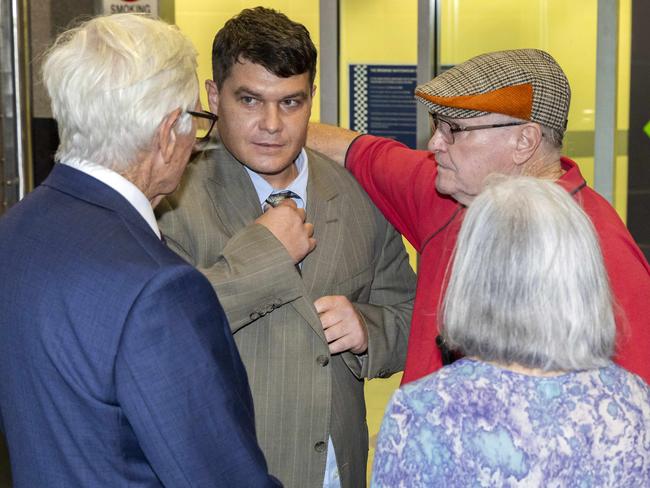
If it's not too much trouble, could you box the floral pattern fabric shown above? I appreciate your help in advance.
[372,359,650,487]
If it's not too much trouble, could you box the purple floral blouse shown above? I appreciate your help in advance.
[372,358,650,487]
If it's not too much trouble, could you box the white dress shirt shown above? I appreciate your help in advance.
[244,148,309,209]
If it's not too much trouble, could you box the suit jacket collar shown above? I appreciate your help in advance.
[201,147,265,236]
[42,164,157,239]
[202,143,340,221]
[302,150,341,296]
[201,144,345,326]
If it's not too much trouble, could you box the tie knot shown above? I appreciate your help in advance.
[265,190,299,208]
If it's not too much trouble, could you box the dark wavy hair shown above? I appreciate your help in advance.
[212,7,317,89]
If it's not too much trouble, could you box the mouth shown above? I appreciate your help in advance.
[253,142,284,148]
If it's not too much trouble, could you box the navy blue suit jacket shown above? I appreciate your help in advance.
[0,164,279,487]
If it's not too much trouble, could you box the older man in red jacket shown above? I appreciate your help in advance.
[309,49,650,384]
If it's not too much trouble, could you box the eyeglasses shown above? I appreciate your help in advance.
[188,110,218,143]
[430,114,525,144]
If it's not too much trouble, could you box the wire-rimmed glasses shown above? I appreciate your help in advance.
[430,114,525,144]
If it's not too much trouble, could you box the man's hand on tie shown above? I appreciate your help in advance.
[255,199,316,264]
[314,295,369,355]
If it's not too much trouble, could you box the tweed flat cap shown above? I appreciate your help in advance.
[415,49,570,133]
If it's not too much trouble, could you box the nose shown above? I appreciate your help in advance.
[427,129,448,153]
[260,104,282,134]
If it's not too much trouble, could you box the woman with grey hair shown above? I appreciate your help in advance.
[372,177,650,487]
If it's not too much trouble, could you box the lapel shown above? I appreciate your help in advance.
[301,149,344,297]
[292,150,344,340]
[200,146,263,236]
[198,146,345,341]
[42,164,157,239]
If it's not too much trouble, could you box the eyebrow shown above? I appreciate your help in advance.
[233,86,309,100]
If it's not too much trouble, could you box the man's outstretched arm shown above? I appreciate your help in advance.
[307,123,360,166]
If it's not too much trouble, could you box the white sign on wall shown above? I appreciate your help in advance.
[102,0,159,16]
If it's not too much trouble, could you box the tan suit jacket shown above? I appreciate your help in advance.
[156,144,415,488]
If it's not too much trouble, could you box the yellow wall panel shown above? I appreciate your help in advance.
[440,0,598,134]
[339,0,418,128]
[616,0,631,223]
[617,0,631,131]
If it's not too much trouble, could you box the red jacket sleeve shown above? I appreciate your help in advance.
[346,135,459,252]
[579,188,650,382]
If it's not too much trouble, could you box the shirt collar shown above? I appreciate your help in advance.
[556,156,588,195]
[59,159,161,238]
[245,149,309,209]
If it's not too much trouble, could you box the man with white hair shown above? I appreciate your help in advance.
[0,14,278,487]
[308,49,650,385]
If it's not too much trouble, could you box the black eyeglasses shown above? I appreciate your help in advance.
[430,114,525,144]
[188,110,218,143]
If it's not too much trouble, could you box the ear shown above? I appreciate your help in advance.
[512,123,543,166]
[311,84,317,99]
[205,79,220,115]
[157,108,182,164]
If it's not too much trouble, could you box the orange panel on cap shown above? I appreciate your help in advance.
[416,83,534,120]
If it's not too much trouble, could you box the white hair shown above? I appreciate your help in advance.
[42,14,198,172]
[441,176,615,371]
[541,124,564,149]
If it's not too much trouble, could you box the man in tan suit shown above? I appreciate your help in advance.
[157,7,416,487]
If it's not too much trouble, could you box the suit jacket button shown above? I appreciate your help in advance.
[316,355,329,367]
[314,441,326,453]
[249,311,261,321]
[377,369,390,378]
